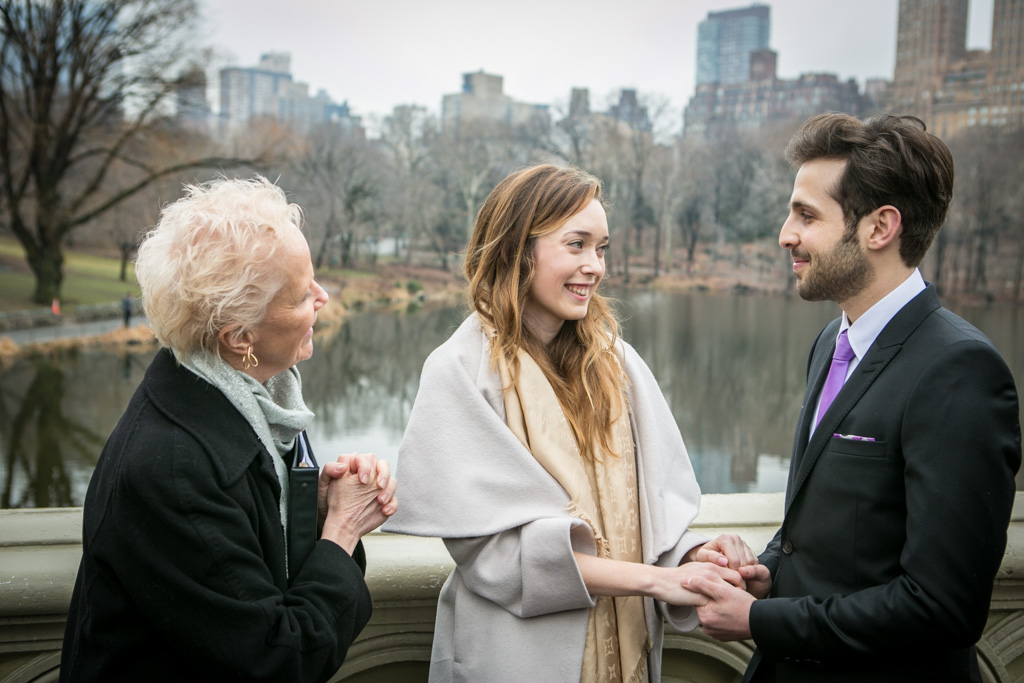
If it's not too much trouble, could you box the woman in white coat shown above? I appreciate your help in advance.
[386,165,759,683]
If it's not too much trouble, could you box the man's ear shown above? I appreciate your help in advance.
[218,325,253,358]
[866,205,902,251]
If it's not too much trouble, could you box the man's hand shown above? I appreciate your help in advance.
[739,563,772,599]
[686,574,758,641]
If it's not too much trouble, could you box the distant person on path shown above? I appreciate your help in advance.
[686,113,1022,682]
[61,177,398,683]
[120,292,133,327]
[386,164,761,682]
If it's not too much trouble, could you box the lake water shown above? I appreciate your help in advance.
[2,290,1021,508]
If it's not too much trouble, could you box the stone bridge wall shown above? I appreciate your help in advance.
[3,492,1023,682]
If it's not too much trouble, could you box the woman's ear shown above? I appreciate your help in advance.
[218,325,253,358]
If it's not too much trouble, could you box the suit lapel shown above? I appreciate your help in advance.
[786,320,838,500]
[784,285,942,512]
[787,345,899,510]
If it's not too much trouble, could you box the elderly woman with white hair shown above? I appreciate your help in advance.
[60,176,397,683]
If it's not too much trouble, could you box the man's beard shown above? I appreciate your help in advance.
[794,229,872,303]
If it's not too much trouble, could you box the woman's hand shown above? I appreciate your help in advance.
[682,534,771,598]
[573,552,743,607]
[317,454,397,532]
[684,533,757,569]
[318,453,398,555]
[652,562,744,606]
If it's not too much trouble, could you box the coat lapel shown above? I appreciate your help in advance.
[144,348,277,494]
[786,320,837,501]
[784,285,942,512]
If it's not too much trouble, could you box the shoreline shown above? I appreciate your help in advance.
[0,271,467,362]
[2,265,1019,363]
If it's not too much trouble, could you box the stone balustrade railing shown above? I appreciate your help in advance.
[2,492,1023,682]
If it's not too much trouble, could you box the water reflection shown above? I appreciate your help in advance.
[301,302,467,461]
[1,351,145,508]
[615,291,835,493]
[1,292,1021,508]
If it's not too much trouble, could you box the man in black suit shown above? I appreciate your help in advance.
[687,113,1021,682]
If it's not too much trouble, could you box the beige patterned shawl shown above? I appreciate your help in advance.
[498,348,651,683]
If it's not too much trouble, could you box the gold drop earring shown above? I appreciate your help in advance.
[243,346,259,369]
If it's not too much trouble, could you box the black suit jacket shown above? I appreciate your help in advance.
[744,286,1021,682]
[61,349,372,683]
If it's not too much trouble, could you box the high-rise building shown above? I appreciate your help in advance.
[886,0,1024,136]
[607,89,651,130]
[569,88,591,119]
[986,0,1024,128]
[887,0,969,125]
[218,53,361,134]
[219,53,293,128]
[174,66,211,133]
[684,8,864,139]
[441,70,549,131]
[696,4,771,86]
[684,71,863,139]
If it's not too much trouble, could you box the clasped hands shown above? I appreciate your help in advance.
[680,534,772,642]
[317,453,398,556]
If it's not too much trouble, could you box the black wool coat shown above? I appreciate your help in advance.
[61,348,372,683]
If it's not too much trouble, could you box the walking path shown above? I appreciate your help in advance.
[1,316,148,346]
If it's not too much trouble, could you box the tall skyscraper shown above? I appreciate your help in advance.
[886,0,1024,136]
[607,89,651,130]
[569,88,591,119]
[684,3,863,139]
[888,0,969,122]
[219,53,294,129]
[987,0,1024,128]
[218,53,360,134]
[696,4,771,86]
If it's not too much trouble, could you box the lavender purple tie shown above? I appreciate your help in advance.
[816,330,855,427]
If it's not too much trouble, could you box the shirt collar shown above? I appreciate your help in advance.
[839,269,926,359]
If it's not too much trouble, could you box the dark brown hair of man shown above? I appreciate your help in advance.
[785,113,955,267]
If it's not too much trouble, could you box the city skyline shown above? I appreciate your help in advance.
[204,0,995,128]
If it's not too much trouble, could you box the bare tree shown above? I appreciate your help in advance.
[937,127,1024,299]
[0,0,256,304]
[430,120,526,270]
[588,91,676,281]
[588,114,632,279]
[548,95,594,166]
[379,105,442,265]
[290,124,379,271]
[645,143,683,277]
[673,139,715,273]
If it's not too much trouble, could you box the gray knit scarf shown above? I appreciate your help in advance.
[176,349,314,535]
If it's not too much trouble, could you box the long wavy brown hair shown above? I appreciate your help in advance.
[465,164,625,461]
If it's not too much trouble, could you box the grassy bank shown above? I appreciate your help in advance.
[0,236,464,315]
[0,238,141,311]
[0,236,465,360]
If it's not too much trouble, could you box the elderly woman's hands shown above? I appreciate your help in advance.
[317,453,398,556]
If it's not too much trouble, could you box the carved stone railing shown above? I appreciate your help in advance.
[2,492,1023,682]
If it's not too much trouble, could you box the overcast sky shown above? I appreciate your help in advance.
[202,0,995,125]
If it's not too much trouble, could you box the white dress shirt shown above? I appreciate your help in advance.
[810,269,926,433]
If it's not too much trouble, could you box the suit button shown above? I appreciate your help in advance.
[782,541,794,554]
